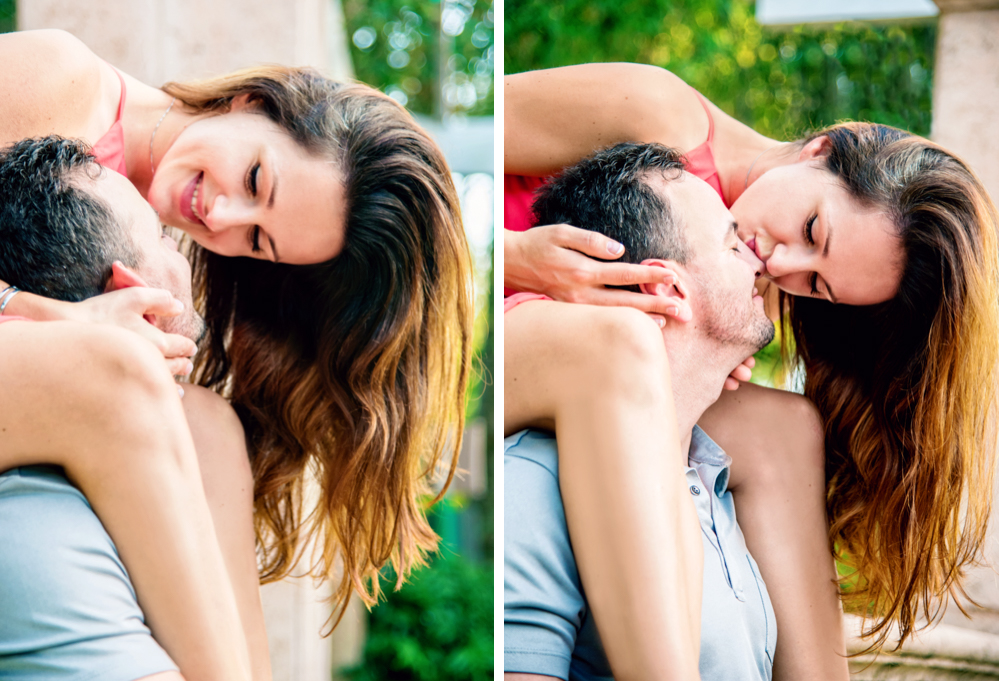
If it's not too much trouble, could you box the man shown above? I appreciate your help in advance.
[0,135,203,340]
[504,143,777,680]
[0,137,253,680]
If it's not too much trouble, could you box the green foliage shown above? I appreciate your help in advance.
[505,0,936,139]
[344,0,494,117]
[344,555,494,680]
[0,0,15,34]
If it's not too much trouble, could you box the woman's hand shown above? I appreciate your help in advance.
[723,356,755,391]
[506,225,678,314]
[56,288,198,376]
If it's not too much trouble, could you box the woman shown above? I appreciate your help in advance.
[0,29,472,681]
[504,63,999,679]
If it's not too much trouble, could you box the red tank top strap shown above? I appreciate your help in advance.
[90,64,129,176]
[691,89,715,144]
[682,89,727,206]
[111,66,127,120]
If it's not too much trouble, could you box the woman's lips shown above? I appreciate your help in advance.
[179,172,205,226]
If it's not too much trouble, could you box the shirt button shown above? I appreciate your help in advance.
[690,485,701,496]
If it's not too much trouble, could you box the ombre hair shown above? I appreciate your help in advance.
[163,67,473,620]
[782,122,999,649]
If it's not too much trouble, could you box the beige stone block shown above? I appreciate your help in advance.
[260,575,335,681]
[931,9,999,203]
[934,0,999,12]
[846,615,999,679]
[16,0,354,85]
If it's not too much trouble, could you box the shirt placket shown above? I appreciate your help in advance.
[687,461,746,602]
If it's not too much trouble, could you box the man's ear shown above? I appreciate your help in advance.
[105,261,149,293]
[106,262,157,325]
[798,135,832,162]
[639,259,693,323]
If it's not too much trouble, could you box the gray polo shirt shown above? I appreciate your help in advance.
[504,427,777,680]
[0,465,178,680]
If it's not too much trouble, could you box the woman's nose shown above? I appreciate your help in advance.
[764,243,809,278]
[205,193,256,233]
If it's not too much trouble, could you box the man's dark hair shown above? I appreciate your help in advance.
[533,143,689,291]
[0,136,139,302]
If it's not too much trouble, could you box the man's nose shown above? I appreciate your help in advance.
[739,241,766,278]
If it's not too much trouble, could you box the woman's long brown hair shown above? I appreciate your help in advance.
[164,67,473,620]
[783,122,999,649]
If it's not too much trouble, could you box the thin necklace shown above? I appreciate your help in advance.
[149,98,177,177]
[744,144,783,189]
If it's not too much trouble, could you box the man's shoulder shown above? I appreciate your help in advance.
[504,428,560,478]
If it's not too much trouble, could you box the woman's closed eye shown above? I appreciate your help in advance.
[809,271,819,295]
[246,162,261,197]
[803,214,817,246]
[250,225,262,253]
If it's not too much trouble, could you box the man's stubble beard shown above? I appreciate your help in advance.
[696,279,775,355]
[161,310,207,345]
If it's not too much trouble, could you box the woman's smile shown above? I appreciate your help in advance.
[178,172,205,226]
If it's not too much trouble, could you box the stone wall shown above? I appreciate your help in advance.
[16,0,353,84]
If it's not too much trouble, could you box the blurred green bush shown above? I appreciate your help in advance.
[0,0,15,34]
[344,0,494,117]
[505,0,935,139]
[343,554,493,681]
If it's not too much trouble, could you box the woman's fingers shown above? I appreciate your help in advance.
[549,223,627,259]
[161,333,198,363]
[645,313,667,329]
[581,289,678,315]
[594,262,677,288]
[125,323,198,361]
[121,287,185,318]
[166,357,195,377]
[724,357,756,390]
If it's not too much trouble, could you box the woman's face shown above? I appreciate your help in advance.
[733,138,904,305]
[147,102,346,265]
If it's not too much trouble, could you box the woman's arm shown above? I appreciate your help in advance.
[0,29,115,146]
[505,63,709,177]
[0,321,251,681]
[506,301,702,681]
[1,283,197,375]
[183,386,272,681]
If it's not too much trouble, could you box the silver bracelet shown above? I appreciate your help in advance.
[0,286,21,315]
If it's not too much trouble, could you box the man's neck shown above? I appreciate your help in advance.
[662,329,745,460]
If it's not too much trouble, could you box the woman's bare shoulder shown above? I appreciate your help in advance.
[0,30,108,144]
[504,63,711,174]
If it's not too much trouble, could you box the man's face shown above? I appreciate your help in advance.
[88,170,204,342]
[661,172,774,353]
